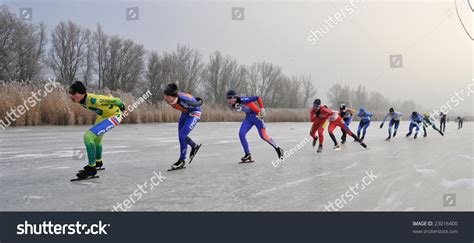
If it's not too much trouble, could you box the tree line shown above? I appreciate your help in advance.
[0,5,316,108]
[0,5,420,114]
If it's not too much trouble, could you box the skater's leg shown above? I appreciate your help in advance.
[393,120,400,137]
[84,130,97,166]
[328,122,338,146]
[388,120,394,137]
[309,121,321,140]
[254,117,278,149]
[341,127,347,142]
[83,117,120,166]
[338,119,360,141]
[178,114,200,160]
[239,118,254,154]
[407,123,414,136]
[432,125,444,135]
[357,122,363,138]
[318,126,325,145]
[362,121,370,138]
[94,134,104,163]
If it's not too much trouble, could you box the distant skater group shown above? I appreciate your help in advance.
[67,81,464,180]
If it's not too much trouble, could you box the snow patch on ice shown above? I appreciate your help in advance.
[216,140,237,144]
[344,163,357,170]
[51,166,71,170]
[440,178,474,189]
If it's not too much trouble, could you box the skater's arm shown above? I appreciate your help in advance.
[95,94,125,110]
[181,97,203,107]
[246,102,261,114]
[243,96,264,108]
[310,108,316,122]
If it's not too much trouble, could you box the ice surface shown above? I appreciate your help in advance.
[0,122,472,211]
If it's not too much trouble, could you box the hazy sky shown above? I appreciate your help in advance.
[2,0,472,114]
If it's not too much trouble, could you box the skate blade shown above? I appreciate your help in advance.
[168,166,186,171]
[239,160,255,164]
[70,175,99,182]
[188,144,202,164]
[78,167,105,172]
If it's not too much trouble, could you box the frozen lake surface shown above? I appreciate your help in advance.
[0,122,472,211]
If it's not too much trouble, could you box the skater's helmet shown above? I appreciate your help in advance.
[389,107,394,113]
[313,99,321,108]
[340,104,346,111]
[164,83,179,97]
[226,90,238,99]
[68,81,86,95]
[423,112,429,117]
[411,111,417,117]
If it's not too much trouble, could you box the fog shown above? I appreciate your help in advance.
[3,0,472,114]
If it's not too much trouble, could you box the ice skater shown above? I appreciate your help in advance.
[338,104,356,144]
[356,107,373,142]
[164,83,203,171]
[226,90,284,163]
[68,81,125,180]
[439,112,447,133]
[422,113,444,137]
[456,116,464,129]
[406,111,423,139]
[310,99,329,153]
[311,99,367,150]
[380,108,403,141]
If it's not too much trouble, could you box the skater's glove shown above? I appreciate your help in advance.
[195,97,203,105]
[259,108,267,117]
[379,123,383,129]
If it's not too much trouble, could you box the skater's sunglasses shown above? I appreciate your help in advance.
[226,96,237,100]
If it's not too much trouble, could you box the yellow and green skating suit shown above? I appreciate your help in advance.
[79,93,125,166]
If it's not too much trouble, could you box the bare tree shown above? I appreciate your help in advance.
[202,51,241,105]
[0,6,46,81]
[103,35,145,92]
[80,29,94,85]
[146,51,166,103]
[327,83,351,108]
[92,24,108,89]
[301,75,316,107]
[352,85,368,109]
[172,45,203,94]
[248,62,283,106]
[49,21,91,83]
